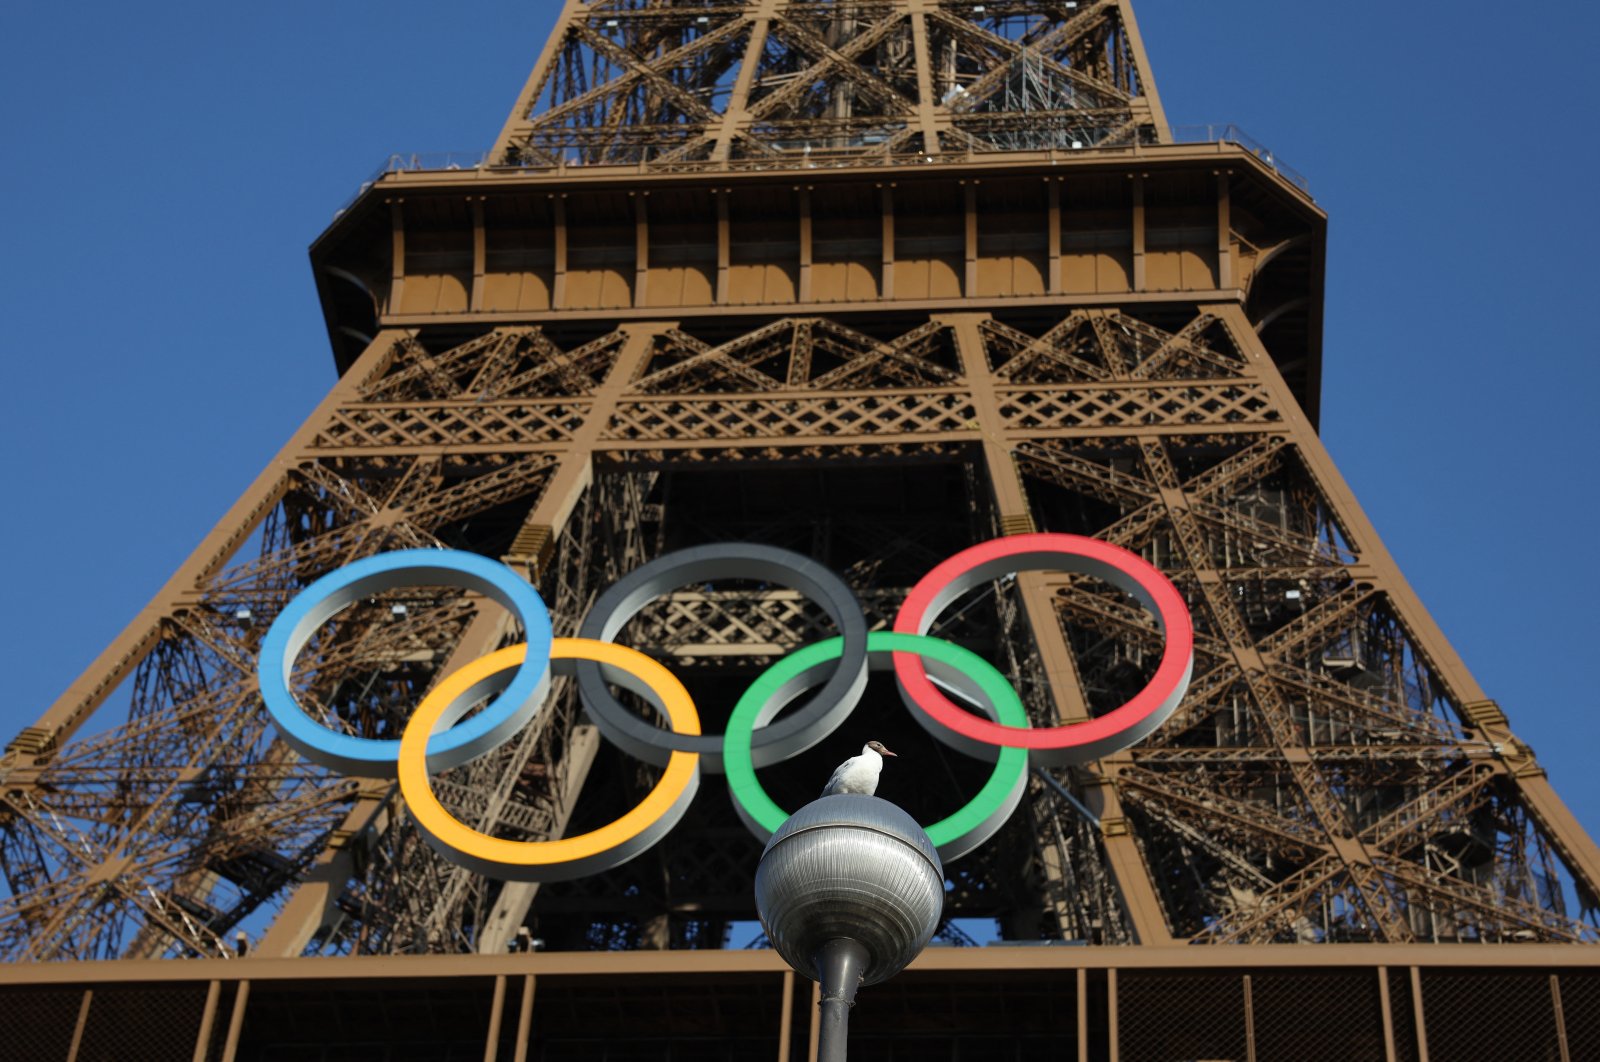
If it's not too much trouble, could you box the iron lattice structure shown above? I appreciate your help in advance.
[5,0,1600,997]
[493,0,1162,168]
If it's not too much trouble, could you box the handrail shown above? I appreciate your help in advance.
[332,127,1309,216]
[1170,123,1309,192]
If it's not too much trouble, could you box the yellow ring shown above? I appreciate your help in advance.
[397,638,701,880]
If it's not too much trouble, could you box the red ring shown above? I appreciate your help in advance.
[892,533,1193,759]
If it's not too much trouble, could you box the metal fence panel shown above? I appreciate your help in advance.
[1251,970,1388,1062]
[1420,970,1562,1062]
[0,986,86,1062]
[1558,971,1600,1060]
[234,978,500,1062]
[76,983,209,1062]
[1386,968,1420,1062]
[1117,971,1247,1062]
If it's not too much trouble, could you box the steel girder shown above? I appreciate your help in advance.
[491,0,1166,168]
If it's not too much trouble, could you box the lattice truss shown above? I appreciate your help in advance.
[498,0,1157,168]
[1009,422,1599,941]
[0,331,619,961]
[2,307,1594,959]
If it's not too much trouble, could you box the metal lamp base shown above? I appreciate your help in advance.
[815,937,870,1062]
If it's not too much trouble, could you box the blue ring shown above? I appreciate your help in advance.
[257,549,552,777]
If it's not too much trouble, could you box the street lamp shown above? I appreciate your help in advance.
[754,795,944,1061]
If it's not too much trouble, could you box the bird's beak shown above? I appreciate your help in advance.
[881,747,897,757]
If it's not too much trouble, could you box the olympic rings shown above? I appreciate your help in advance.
[892,533,1194,768]
[723,632,1030,861]
[256,534,1193,879]
[398,639,700,882]
[576,543,868,773]
[258,549,552,776]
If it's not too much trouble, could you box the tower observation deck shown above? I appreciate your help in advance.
[3,3,1599,1060]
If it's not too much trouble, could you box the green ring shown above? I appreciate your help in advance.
[724,631,1030,862]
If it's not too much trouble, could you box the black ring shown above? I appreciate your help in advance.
[575,543,869,774]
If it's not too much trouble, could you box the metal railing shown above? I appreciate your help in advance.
[1171,123,1309,192]
[334,127,1309,217]
[3,955,1594,1060]
[333,152,490,217]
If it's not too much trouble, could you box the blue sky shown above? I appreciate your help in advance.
[3,1,1599,844]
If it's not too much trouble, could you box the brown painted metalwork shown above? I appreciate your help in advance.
[3,10,1598,1056]
[2,946,1599,1061]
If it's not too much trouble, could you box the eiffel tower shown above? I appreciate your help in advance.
[4,2,1599,1059]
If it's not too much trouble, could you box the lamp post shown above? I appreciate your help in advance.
[754,795,944,1061]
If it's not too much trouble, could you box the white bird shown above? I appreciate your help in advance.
[821,740,897,797]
